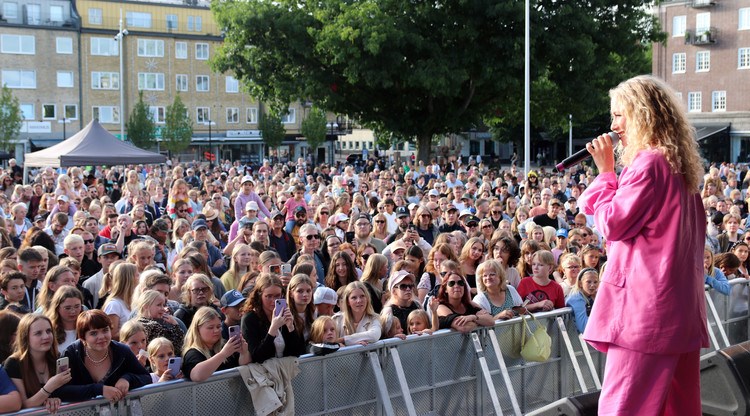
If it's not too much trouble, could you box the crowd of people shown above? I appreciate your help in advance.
[0,147,741,412]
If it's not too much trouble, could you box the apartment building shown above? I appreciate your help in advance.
[653,0,750,163]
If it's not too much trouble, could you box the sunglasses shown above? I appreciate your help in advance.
[84,239,95,244]
[305,234,321,240]
[177,209,188,213]
[446,280,466,287]
[397,283,414,291]
[375,220,385,224]
[320,212,329,215]
[190,287,210,294]
[491,211,502,215]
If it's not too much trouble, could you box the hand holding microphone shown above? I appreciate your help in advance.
[556,132,620,173]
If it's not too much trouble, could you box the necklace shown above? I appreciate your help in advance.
[85,347,110,365]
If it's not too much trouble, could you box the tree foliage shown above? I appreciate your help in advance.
[258,110,286,149]
[161,94,193,156]
[213,0,662,162]
[125,91,157,149]
[0,85,22,152]
[300,107,327,164]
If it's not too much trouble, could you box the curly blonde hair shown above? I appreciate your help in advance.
[610,75,703,192]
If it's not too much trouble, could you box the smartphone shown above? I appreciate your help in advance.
[408,224,417,231]
[345,231,355,243]
[228,325,240,339]
[269,264,281,274]
[274,299,287,316]
[167,357,182,375]
[56,357,69,373]
[280,264,291,275]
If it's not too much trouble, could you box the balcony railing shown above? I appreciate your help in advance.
[685,28,717,45]
[691,0,715,7]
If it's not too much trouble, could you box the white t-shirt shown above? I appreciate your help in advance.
[103,298,131,326]
[59,329,77,352]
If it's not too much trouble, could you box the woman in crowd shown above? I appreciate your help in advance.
[46,286,84,352]
[579,244,602,272]
[435,267,494,333]
[357,243,377,271]
[240,275,305,363]
[182,307,249,382]
[321,235,342,269]
[286,274,316,342]
[458,237,484,294]
[325,252,358,293]
[731,240,750,279]
[517,239,541,278]
[134,290,185,355]
[405,246,426,281]
[4,314,72,413]
[371,214,390,241]
[0,311,21,363]
[413,207,438,246]
[220,244,253,292]
[174,274,222,329]
[35,265,77,314]
[360,253,389,313]
[704,248,731,296]
[417,243,457,304]
[510,206,530,241]
[381,270,421,330]
[314,205,330,233]
[565,268,600,333]
[169,258,194,301]
[488,236,522,288]
[102,263,138,340]
[57,310,151,403]
[473,260,522,320]
[332,281,382,346]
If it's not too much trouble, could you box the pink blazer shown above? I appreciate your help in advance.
[579,150,708,354]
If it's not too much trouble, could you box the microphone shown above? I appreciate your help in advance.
[555,132,620,172]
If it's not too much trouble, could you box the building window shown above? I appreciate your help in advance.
[93,106,120,123]
[226,108,239,123]
[64,104,77,120]
[688,92,701,112]
[149,106,165,123]
[672,15,686,37]
[187,16,202,31]
[672,53,686,73]
[137,73,165,91]
[91,72,119,90]
[166,14,178,31]
[196,75,209,92]
[126,11,151,28]
[20,104,33,120]
[56,37,72,54]
[696,51,710,72]
[57,71,73,88]
[281,108,295,124]
[42,104,55,119]
[196,107,210,123]
[3,3,18,19]
[25,4,40,25]
[175,42,187,59]
[49,5,63,22]
[246,108,258,124]
[1,34,35,54]
[225,76,239,93]
[740,8,750,30]
[88,8,101,25]
[1,70,35,88]
[137,39,164,57]
[740,48,750,69]
[712,91,726,112]
[176,74,188,91]
[90,37,118,56]
[195,43,208,60]
[696,12,710,34]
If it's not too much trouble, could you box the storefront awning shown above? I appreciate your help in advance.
[695,124,730,141]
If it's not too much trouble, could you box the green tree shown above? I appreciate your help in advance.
[300,107,327,165]
[161,94,192,157]
[125,91,157,149]
[0,85,22,152]
[258,110,286,150]
[212,0,662,163]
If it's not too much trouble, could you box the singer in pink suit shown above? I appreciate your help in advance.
[579,75,708,416]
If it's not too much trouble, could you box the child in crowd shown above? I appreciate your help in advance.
[219,290,245,341]
[565,268,600,333]
[120,320,149,368]
[517,250,565,312]
[166,179,192,219]
[380,312,406,340]
[406,309,438,335]
[308,315,340,356]
[0,272,29,314]
[704,248,730,296]
[283,185,309,234]
[147,337,182,383]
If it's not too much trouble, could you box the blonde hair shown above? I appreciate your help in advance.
[476,259,507,293]
[105,262,138,308]
[120,319,146,343]
[309,315,336,344]
[134,289,165,319]
[406,309,429,335]
[182,274,215,306]
[338,281,377,336]
[182,307,224,359]
[147,337,174,370]
[610,75,703,192]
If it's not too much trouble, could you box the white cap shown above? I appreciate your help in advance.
[241,175,254,184]
[245,201,259,211]
[313,287,338,305]
[459,208,472,218]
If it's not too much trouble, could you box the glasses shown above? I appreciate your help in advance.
[397,283,414,291]
[320,211,329,215]
[62,304,82,312]
[466,223,478,228]
[305,234,321,240]
[420,214,431,218]
[355,222,369,227]
[362,254,371,263]
[190,287,210,294]
[446,280,466,287]
[482,225,492,229]
[177,209,188,213]
[84,239,94,244]
[375,220,385,224]
[491,211,502,215]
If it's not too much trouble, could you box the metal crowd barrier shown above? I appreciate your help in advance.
[13,279,750,416]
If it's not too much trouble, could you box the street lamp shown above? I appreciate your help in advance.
[58,117,70,140]
[327,122,338,165]
[203,120,216,168]
[114,9,128,141]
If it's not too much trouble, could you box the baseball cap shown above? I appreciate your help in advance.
[356,213,371,222]
[57,195,69,202]
[152,219,171,233]
[313,287,338,305]
[192,219,208,230]
[347,180,355,187]
[239,216,255,228]
[396,206,409,218]
[461,193,473,201]
[556,229,569,238]
[464,215,480,226]
[388,270,415,292]
[245,201,259,212]
[387,239,408,253]
[446,203,458,212]
[33,215,45,223]
[270,210,284,219]
[549,198,562,207]
[459,209,473,218]
[97,243,121,257]
[428,189,440,197]
[408,203,418,211]
[294,206,307,215]
[241,175,254,185]
[221,290,246,307]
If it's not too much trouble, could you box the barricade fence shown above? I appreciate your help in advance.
[15,279,750,416]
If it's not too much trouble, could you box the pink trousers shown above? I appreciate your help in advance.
[598,344,701,416]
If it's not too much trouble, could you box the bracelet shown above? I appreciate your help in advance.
[41,386,51,395]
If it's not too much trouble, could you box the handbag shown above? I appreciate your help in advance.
[520,312,551,362]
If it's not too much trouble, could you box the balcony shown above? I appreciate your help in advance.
[691,0,715,7]
[685,28,717,45]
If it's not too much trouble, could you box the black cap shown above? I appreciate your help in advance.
[396,206,409,218]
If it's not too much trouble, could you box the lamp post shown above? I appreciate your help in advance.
[203,120,216,168]
[114,9,128,141]
[568,114,573,157]
[58,117,70,140]
[327,122,339,165]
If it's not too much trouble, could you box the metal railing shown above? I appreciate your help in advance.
[14,279,750,416]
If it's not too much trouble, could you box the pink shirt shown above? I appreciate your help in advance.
[579,150,708,354]
[284,198,308,221]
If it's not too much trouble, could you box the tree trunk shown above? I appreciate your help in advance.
[416,133,432,164]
